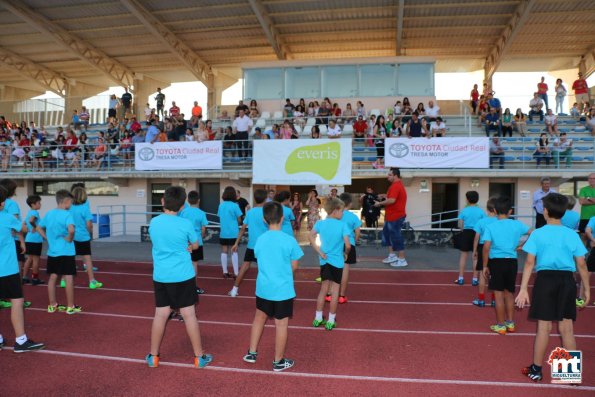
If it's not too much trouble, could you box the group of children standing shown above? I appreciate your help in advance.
[456,189,592,382]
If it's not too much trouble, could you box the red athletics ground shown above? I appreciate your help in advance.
[1,260,594,396]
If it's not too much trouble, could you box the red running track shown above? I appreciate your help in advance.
[1,260,594,396]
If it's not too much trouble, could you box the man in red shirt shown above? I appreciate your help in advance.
[169,101,180,118]
[375,167,408,267]
[572,72,590,110]
[353,115,368,138]
[537,76,549,111]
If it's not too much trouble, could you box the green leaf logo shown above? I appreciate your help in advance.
[285,142,341,180]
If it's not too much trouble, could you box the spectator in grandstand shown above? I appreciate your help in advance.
[390,116,403,137]
[175,114,188,141]
[372,115,388,169]
[236,100,249,117]
[169,102,180,118]
[484,107,501,137]
[278,120,293,140]
[264,124,279,140]
[343,103,355,124]
[501,108,513,137]
[129,117,142,134]
[425,100,440,122]
[120,131,133,165]
[552,132,573,168]
[572,72,590,111]
[401,97,412,119]
[205,119,214,140]
[528,92,544,121]
[554,78,567,114]
[482,82,491,96]
[307,102,316,117]
[155,88,165,119]
[327,119,341,139]
[93,137,107,170]
[586,110,595,135]
[356,101,366,118]
[513,108,527,136]
[64,130,80,170]
[195,120,209,142]
[487,92,502,116]
[219,110,231,121]
[544,109,560,137]
[316,101,331,126]
[293,104,306,129]
[132,128,145,145]
[306,189,321,231]
[283,98,295,118]
[163,118,175,141]
[367,114,376,146]
[249,99,259,119]
[184,128,195,142]
[415,103,425,117]
[233,109,253,158]
[470,84,480,115]
[404,112,426,139]
[72,109,82,131]
[121,88,133,113]
[353,115,367,140]
[213,127,224,140]
[0,134,9,171]
[223,126,236,158]
[430,117,447,137]
[331,103,342,121]
[145,119,160,143]
[570,102,581,119]
[144,103,152,121]
[476,95,489,127]
[532,177,556,228]
[190,101,203,128]
[533,133,551,168]
[252,127,263,140]
[489,135,505,169]
[536,76,549,111]
[79,107,90,131]
[108,94,118,123]
[311,125,320,139]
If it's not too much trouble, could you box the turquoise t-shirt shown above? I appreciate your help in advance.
[149,214,198,283]
[561,210,580,231]
[484,218,530,259]
[25,209,43,244]
[458,206,486,229]
[3,198,22,241]
[179,206,209,246]
[473,216,497,244]
[313,218,350,269]
[341,210,362,245]
[70,203,93,242]
[0,212,22,277]
[217,201,242,239]
[587,216,595,232]
[243,207,268,249]
[522,225,587,272]
[39,209,75,257]
[281,205,295,236]
[254,230,304,301]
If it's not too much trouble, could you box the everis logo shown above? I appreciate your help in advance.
[285,142,340,180]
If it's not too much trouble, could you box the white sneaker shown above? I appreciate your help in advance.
[228,289,238,297]
[382,254,398,264]
[391,259,408,268]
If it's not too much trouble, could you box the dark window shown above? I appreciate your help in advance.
[34,180,119,196]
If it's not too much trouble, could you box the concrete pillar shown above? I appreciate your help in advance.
[0,86,44,124]
[133,76,168,119]
[209,72,238,119]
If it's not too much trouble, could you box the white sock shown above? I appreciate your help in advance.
[231,286,238,293]
[231,252,239,275]
[315,311,323,321]
[328,313,336,323]
[220,253,228,274]
[16,334,27,345]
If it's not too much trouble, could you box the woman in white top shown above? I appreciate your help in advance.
[555,78,567,115]
[356,101,366,118]
[194,120,208,142]
[184,128,195,141]
[327,119,341,139]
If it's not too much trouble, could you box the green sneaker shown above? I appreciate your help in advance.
[47,304,58,313]
[490,324,506,335]
[314,277,322,283]
[576,298,585,307]
[325,321,336,331]
[89,280,103,290]
[312,318,327,327]
[24,301,31,308]
[66,305,82,315]
[0,300,12,309]
[60,279,66,288]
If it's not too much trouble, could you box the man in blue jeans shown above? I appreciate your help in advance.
[374,168,408,267]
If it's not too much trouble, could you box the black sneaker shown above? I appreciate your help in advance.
[521,365,543,382]
[272,358,294,372]
[0,340,4,350]
[243,351,258,363]
[196,287,205,295]
[13,339,45,353]
[31,279,45,286]
[22,277,31,285]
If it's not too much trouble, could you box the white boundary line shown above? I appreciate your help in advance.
[25,308,595,339]
[3,347,593,391]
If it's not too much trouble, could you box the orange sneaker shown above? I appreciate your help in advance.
[338,296,348,304]
[324,294,331,302]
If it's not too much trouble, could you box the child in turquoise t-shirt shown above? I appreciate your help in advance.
[560,195,580,231]
[337,192,361,304]
[455,191,486,286]
[471,197,497,307]
[274,190,296,237]
[22,195,44,285]
[179,190,209,294]
[217,186,242,278]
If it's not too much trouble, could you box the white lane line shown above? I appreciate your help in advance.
[3,347,593,391]
[25,308,595,339]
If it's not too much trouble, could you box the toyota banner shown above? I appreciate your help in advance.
[384,137,489,168]
[134,141,223,170]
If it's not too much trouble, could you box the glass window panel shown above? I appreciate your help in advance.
[243,68,283,100]
[397,63,434,96]
[360,64,397,97]
[321,65,358,98]
[285,67,320,99]
[34,181,119,196]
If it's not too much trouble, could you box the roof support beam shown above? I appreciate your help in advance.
[3,0,135,90]
[248,0,287,60]
[484,0,536,82]
[120,0,213,83]
[396,0,405,56]
[0,48,67,96]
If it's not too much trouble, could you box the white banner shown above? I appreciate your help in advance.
[385,137,489,168]
[253,139,352,185]
[134,141,222,170]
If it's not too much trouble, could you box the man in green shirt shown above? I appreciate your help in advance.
[579,173,595,234]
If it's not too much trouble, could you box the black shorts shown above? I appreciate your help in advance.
[46,256,77,276]
[256,296,293,320]
[459,229,476,252]
[0,273,23,300]
[74,240,92,256]
[487,258,517,293]
[15,240,25,262]
[191,246,204,262]
[244,248,257,263]
[529,271,576,321]
[219,238,236,246]
[587,247,595,272]
[578,219,589,234]
[320,263,343,284]
[476,243,484,271]
[108,108,116,118]
[26,242,43,257]
[345,245,357,265]
[154,277,197,309]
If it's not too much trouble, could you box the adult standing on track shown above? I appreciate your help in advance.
[375,168,408,267]
[532,177,556,229]
[579,173,595,237]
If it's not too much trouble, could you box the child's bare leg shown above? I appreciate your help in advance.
[31,256,40,277]
[83,254,96,282]
[274,317,289,362]
[494,290,506,324]
[150,306,170,356]
[10,298,25,336]
[340,263,350,297]
[559,319,576,350]
[249,309,268,353]
[179,305,204,357]
[234,261,251,288]
[328,282,340,315]
[22,256,32,278]
[316,281,330,311]
[504,291,515,321]
[47,274,58,306]
[478,269,487,295]
[533,320,552,366]
[64,275,75,307]
[458,251,468,279]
